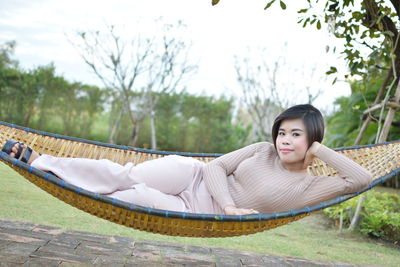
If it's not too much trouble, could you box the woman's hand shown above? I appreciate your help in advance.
[303,141,322,169]
[224,205,259,215]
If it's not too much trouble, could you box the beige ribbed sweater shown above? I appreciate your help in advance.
[203,142,373,213]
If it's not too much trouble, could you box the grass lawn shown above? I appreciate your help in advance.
[0,163,399,266]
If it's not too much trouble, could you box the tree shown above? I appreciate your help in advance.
[115,91,251,153]
[325,77,399,146]
[0,41,18,68]
[0,43,41,126]
[0,41,106,140]
[214,0,400,142]
[71,22,196,148]
[234,47,323,142]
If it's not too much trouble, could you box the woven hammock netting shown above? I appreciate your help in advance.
[0,121,399,237]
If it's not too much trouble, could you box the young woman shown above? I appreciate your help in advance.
[2,104,372,215]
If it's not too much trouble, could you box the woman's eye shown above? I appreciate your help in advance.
[278,132,285,136]
[293,133,300,137]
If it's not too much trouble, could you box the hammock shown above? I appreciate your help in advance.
[0,121,399,238]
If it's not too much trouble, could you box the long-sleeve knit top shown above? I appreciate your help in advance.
[202,142,373,213]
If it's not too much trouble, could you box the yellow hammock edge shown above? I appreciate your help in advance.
[0,121,399,238]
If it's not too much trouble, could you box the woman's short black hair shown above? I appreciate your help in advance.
[271,104,324,148]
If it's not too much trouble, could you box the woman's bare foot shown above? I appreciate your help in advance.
[9,143,40,165]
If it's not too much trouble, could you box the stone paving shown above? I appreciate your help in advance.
[0,218,378,266]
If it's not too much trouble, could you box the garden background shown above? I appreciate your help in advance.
[0,0,399,266]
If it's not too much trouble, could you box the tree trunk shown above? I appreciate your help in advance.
[150,110,157,150]
[24,105,35,126]
[348,195,365,231]
[129,123,140,147]
[378,78,400,142]
[108,106,124,144]
[355,68,393,145]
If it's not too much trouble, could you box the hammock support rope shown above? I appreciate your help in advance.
[0,121,399,237]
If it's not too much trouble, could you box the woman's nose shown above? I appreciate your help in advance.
[281,136,290,144]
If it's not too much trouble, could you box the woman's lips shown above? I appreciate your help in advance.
[280,149,293,154]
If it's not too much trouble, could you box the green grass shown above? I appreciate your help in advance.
[0,163,399,266]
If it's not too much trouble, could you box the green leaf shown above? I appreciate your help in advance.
[360,30,367,39]
[354,25,360,34]
[302,18,310,27]
[264,0,275,10]
[352,11,363,20]
[298,8,308,13]
[317,20,321,30]
[383,30,395,37]
[326,66,338,75]
[279,0,286,10]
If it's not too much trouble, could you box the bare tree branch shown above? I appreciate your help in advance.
[69,21,197,147]
[234,46,325,142]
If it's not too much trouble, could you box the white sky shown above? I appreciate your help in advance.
[0,0,350,113]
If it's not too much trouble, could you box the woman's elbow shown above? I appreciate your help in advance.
[363,171,373,187]
[357,170,373,189]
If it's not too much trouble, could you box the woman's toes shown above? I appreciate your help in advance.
[11,144,19,154]
[9,143,21,159]
[5,142,39,164]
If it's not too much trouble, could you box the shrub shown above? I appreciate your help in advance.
[323,190,400,241]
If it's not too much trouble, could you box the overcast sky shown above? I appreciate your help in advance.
[0,0,350,112]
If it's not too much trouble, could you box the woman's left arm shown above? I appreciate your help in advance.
[301,142,373,207]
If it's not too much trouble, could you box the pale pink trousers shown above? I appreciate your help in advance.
[31,154,223,214]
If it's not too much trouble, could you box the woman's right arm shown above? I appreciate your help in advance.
[203,142,270,213]
[301,143,373,207]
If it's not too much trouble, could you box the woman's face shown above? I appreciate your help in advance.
[276,118,309,166]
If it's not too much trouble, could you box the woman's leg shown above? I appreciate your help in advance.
[106,183,186,212]
[126,155,203,194]
[31,155,136,194]
[31,154,202,195]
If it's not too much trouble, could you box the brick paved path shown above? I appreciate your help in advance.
[0,218,376,266]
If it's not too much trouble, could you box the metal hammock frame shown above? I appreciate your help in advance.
[0,121,399,237]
